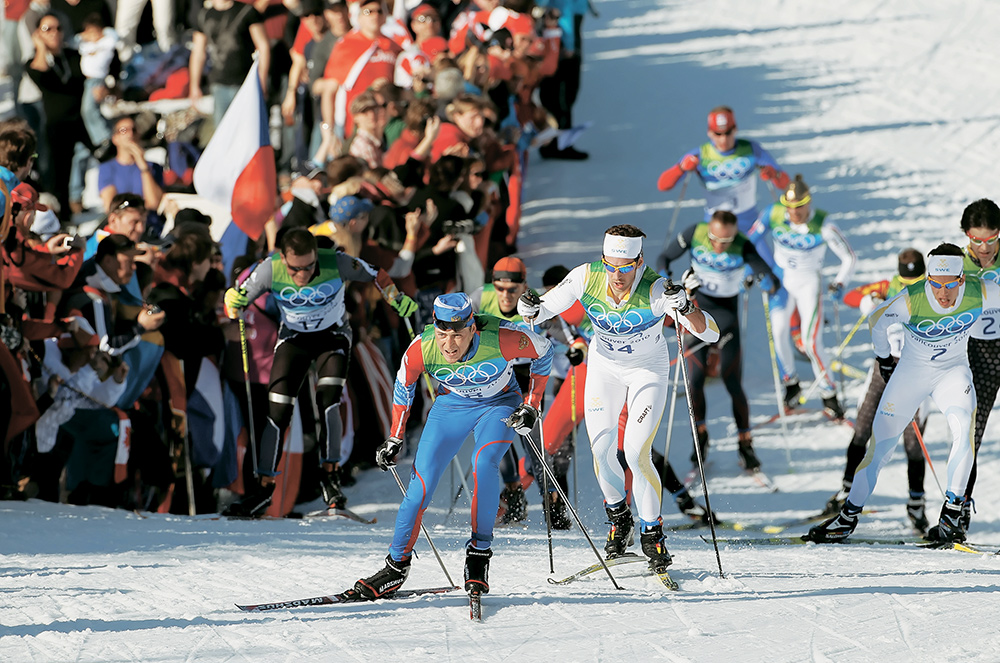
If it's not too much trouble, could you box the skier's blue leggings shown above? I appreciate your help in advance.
[389,390,518,561]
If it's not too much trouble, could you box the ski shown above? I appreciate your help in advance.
[236,585,460,611]
[668,519,788,534]
[703,534,999,554]
[547,554,648,585]
[655,570,679,591]
[469,591,482,621]
[759,408,854,428]
[749,469,779,492]
[303,507,377,524]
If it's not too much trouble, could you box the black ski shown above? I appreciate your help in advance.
[236,585,460,611]
[303,507,377,524]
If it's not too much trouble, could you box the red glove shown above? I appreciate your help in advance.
[680,154,699,171]
[657,165,684,191]
[760,166,790,189]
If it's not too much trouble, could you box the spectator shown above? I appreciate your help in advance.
[114,0,176,64]
[98,115,164,218]
[75,12,118,146]
[83,192,146,259]
[348,89,386,169]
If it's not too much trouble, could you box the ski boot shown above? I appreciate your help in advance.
[355,554,411,599]
[783,380,801,410]
[674,488,714,524]
[807,500,862,542]
[498,482,527,525]
[822,482,851,517]
[639,522,673,573]
[689,425,709,464]
[320,468,347,509]
[737,433,762,472]
[822,394,845,420]
[960,497,975,533]
[221,481,275,518]
[548,493,572,530]
[906,493,929,535]
[925,493,967,543]
[464,545,492,594]
[604,502,635,559]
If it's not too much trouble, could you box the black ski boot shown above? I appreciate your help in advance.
[498,483,527,525]
[737,440,762,472]
[639,522,673,573]
[548,493,572,530]
[464,546,492,594]
[689,425,709,464]
[221,481,275,518]
[823,481,851,517]
[907,493,929,535]
[960,497,975,532]
[822,395,845,420]
[355,554,411,599]
[926,494,967,543]
[604,503,635,558]
[783,380,801,409]
[807,501,862,542]
[674,489,713,523]
[320,469,347,509]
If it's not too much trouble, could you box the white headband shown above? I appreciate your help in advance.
[927,255,964,277]
[603,234,642,259]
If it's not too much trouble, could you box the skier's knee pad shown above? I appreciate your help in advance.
[316,376,346,410]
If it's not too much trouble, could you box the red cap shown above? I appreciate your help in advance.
[411,3,439,19]
[492,256,526,282]
[11,183,49,211]
[707,109,736,134]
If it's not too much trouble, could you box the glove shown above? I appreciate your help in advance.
[828,282,844,299]
[375,436,403,470]
[391,294,418,318]
[760,275,780,295]
[505,403,539,435]
[566,344,585,366]
[224,288,249,318]
[663,281,695,316]
[680,154,699,171]
[681,267,702,293]
[760,166,790,189]
[876,355,897,383]
[517,290,541,321]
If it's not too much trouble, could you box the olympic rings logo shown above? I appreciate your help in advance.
[912,311,977,338]
[981,271,1000,285]
[587,303,647,334]
[432,360,503,386]
[706,157,752,181]
[278,283,338,307]
[693,245,743,271]
[773,226,821,251]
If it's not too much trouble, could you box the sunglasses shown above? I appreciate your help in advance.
[114,199,144,212]
[602,258,639,275]
[415,14,438,22]
[967,231,999,247]
[361,7,382,15]
[708,231,736,244]
[40,24,61,32]
[711,127,735,137]
[434,318,470,332]
[469,170,486,178]
[286,261,316,273]
[927,276,962,290]
[493,284,520,294]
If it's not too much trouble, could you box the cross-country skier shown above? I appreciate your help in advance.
[352,293,552,599]
[659,209,780,472]
[751,175,855,419]
[958,198,1000,534]
[518,224,720,572]
[809,243,1000,543]
[221,228,418,517]
[656,105,789,267]
[821,248,929,533]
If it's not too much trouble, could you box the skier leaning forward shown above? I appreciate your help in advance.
[353,293,553,599]
[518,224,720,572]
[809,243,1000,544]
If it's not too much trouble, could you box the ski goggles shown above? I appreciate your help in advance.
[927,276,963,290]
[967,231,999,247]
[707,231,736,244]
[602,258,639,275]
[493,284,521,294]
[286,261,316,274]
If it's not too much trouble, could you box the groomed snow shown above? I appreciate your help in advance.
[5,1,1000,661]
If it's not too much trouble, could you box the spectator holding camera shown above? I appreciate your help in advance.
[98,115,164,217]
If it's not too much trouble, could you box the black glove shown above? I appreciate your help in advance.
[876,355,897,383]
[505,403,539,435]
[566,345,585,366]
[375,436,403,470]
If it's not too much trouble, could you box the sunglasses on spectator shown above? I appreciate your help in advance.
[469,170,485,178]
[927,276,962,290]
[114,199,143,213]
[40,23,61,32]
[434,318,470,332]
[967,231,1000,247]
[602,258,639,275]
[711,127,735,137]
[493,284,520,294]
[708,231,736,244]
[286,261,316,273]
[415,14,438,22]
[361,7,382,15]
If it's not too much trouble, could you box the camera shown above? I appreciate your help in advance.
[145,305,162,315]
[441,218,477,236]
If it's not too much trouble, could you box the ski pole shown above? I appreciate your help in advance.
[798,309,868,406]
[529,319,555,573]
[663,176,690,252]
[671,306,724,578]
[238,313,260,478]
[570,366,578,507]
[761,291,794,466]
[832,297,846,399]
[911,419,945,499]
[388,465,457,587]
[660,333,683,489]
[517,428,622,590]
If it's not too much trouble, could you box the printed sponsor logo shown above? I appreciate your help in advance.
[637,405,651,423]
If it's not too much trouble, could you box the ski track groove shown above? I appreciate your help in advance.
[885,594,916,655]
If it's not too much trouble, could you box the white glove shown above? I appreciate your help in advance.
[663,282,693,314]
[517,291,541,321]
[681,267,702,293]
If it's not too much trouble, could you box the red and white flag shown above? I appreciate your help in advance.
[193,61,275,241]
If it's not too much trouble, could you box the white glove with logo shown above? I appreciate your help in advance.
[517,291,541,321]
[664,281,695,315]
[681,267,702,293]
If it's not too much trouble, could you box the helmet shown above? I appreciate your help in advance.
[780,175,811,208]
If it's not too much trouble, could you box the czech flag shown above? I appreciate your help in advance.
[193,61,275,241]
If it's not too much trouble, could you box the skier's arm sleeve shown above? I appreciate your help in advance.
[390,336,426,438]
[499,327,552,409]
[844,280,890,308]
[742,241,779,286]
[535,263,587,324]
[651,279,720,343]
[238,259,274,302]
[752,141,781,170]
[823,222,856,286]
[659,224,697,274]
[869,291,909,357]
[336,251,407,306]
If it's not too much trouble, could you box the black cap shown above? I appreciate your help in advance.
[300,0,324,15]
[96,234,143,261]
[543,265,570,287]
[898,249,926,278]
[175,208,212,226]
